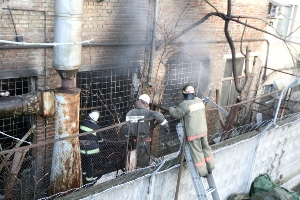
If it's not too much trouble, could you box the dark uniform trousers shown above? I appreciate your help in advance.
[79,121,102,185]
[137,135,151,168]
[81,150,100,185]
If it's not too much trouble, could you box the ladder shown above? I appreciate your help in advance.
[176,122,220,200]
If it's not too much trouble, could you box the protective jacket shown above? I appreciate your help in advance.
[169,97,207,141]
[79,120,103,155]
[126,99,167,168]
[79,119,103,185]
[126,100,167,136]
[169,96,214,176]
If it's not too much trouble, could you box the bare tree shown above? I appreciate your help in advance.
[149,0,300,137]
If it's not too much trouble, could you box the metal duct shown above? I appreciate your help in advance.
[50,0,83,193]
[53,0,84,80]
[147,0,159,87]
[50,88,81,194]
[0,93,40,117]
[0,91,55,118]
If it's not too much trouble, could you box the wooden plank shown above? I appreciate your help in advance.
[0,124,35,172]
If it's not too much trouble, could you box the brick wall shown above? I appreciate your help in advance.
[1,0,270,102]
[150,0,268,95]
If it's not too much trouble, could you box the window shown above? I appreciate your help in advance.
[77,67,137,127]
[0,77,36,150]
[269,1,299,40]
[268,3,279,18]
[277,5,298,38]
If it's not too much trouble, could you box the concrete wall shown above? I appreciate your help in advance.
[80,115,300,200]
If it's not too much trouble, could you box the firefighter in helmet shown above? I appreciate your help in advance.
[79,110,103,185]
[126,94,169,168]
[169,85,215,177]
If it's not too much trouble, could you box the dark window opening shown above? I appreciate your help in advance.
[77,67,138,128]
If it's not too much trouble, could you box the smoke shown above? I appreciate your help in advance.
[156,0,212,96]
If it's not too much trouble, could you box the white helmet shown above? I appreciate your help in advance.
[138,94,150,104]
[183,85,195,94]
[89,110,100,121]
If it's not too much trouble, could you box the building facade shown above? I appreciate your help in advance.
[1,0,299,198]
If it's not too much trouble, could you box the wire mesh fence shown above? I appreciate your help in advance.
[2,63,300,199]
[0,118,180,199]
[0,123,129,199]
[2,110,300,199]
[208,78,300,143]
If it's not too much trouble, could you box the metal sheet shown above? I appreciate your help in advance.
[41,90,55,117]
[53,0,84,73]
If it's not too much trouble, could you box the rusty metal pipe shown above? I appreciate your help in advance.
[61,77,75,89]
[0,91,55,118]
[147,0,159,87]
[50,88,81,194]
[0,93,39,117]
[50,0,84,193]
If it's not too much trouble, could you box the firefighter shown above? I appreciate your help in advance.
[169,85,215,177]
[126,94,169,168]
[79,110,103,185]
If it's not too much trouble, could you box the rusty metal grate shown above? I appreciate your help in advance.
[77,67,138,128]
[158,62,209,155]
[0,77,36,199]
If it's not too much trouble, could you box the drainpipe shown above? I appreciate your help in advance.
[50,0,83,194]
[147,0,159,87]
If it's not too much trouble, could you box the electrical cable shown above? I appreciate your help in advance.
[0,39,94,46]
[0,131,31,145]
[7,5,19,41]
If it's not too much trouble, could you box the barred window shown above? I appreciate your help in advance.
[0,77,36,150]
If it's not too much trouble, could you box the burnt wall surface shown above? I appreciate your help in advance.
[0,0,269,136]
[0,1,152,197]
[77,66,139,127]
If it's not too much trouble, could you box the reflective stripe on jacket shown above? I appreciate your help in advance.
[80,148,100,155]
[126,100,166,136]
[80,125,103,142]
[79,120,101,153]
[80,125,97,136]
[169,97,207,141]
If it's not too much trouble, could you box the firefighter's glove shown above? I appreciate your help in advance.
[161,121,169,134]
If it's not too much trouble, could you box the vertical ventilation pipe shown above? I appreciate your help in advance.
[50,0,83,194]
[147,0,159,87]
